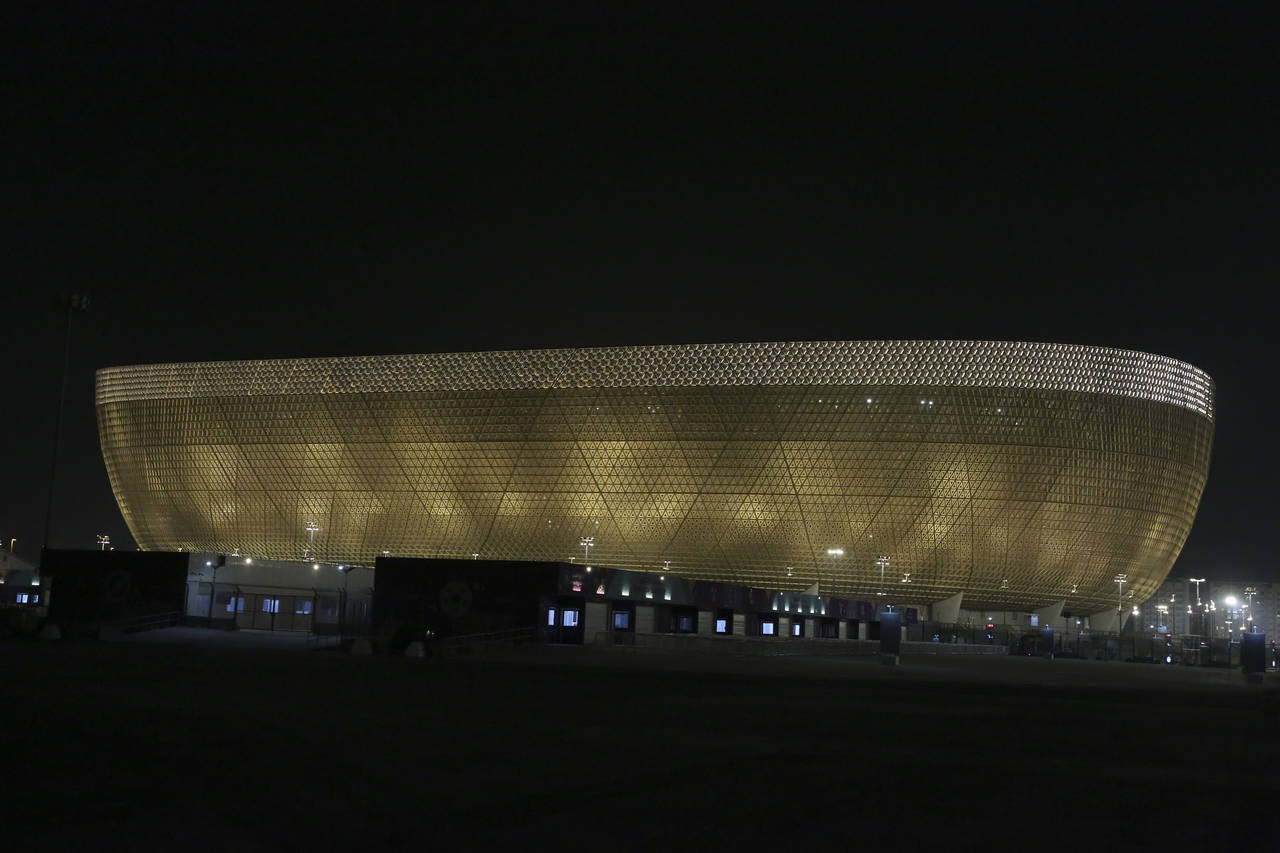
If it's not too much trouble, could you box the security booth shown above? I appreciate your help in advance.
[879,611,903,656]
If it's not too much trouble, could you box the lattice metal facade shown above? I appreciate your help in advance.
[96,341,1214,612]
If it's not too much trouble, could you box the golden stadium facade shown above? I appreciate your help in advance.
[96,341,1214,612]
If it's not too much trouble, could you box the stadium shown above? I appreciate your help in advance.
[95,340,1213,620]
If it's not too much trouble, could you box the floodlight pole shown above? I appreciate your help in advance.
[42,293,90,553]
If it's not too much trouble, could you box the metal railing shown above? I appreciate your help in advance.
[119,610,183,634]
[435,626,538,656]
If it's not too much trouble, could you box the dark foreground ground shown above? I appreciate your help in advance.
[3,632,1278,850]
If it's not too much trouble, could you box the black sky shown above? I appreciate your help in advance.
[3,3,1275,579]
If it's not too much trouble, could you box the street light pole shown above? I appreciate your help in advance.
[304,522,319,559]
[876,555,891,599]
[1189,578,1205,607]
[1114,573,1128,632]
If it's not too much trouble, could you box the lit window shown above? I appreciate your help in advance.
[295,600,313,615]
[716,619,728,634]
[792,622,802,636]
[613,611,631,630]
[762,622,776,636]
[16,593,28,604]
[562,610,580,627]
[262,598,280,613]
[547,608,556,626]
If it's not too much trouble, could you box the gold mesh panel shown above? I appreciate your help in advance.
[96,340,1214,611]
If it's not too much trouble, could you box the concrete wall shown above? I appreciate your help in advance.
[585,601,608,635]
[698,610,716,635]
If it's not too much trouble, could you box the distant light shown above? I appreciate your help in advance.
[205,561,212,567]
[866,398,872,403]
[312,563,319,570]
[585,566,592,573]
[337,564,344,571]
[827,548,844,556]
[1224,596,1238,607]
[245,558,252,565]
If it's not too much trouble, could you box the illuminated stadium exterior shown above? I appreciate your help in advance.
[96,341,1213,614]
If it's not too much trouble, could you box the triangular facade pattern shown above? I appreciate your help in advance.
[96,340,1214,612]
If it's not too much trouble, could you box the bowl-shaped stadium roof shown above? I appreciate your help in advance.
[97,340,1214,612]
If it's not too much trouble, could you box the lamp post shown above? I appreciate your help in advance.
[1189,578,1205,607]
[304,522,319,559]
[1244,587,1258,632]
[875,555,891,599]
[580,536,594,565]
[1114,573,1128,632]
[96,534,110,551]
[205,559,218,625]
[338,564,366,637]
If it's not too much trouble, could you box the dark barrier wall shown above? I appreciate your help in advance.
[1241,633,1266,674]
[373,557,561,641]
[40,548,188,628]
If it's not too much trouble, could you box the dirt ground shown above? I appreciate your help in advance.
[3,632,1277,850]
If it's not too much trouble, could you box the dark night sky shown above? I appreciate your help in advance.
[3,3,1275,579]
